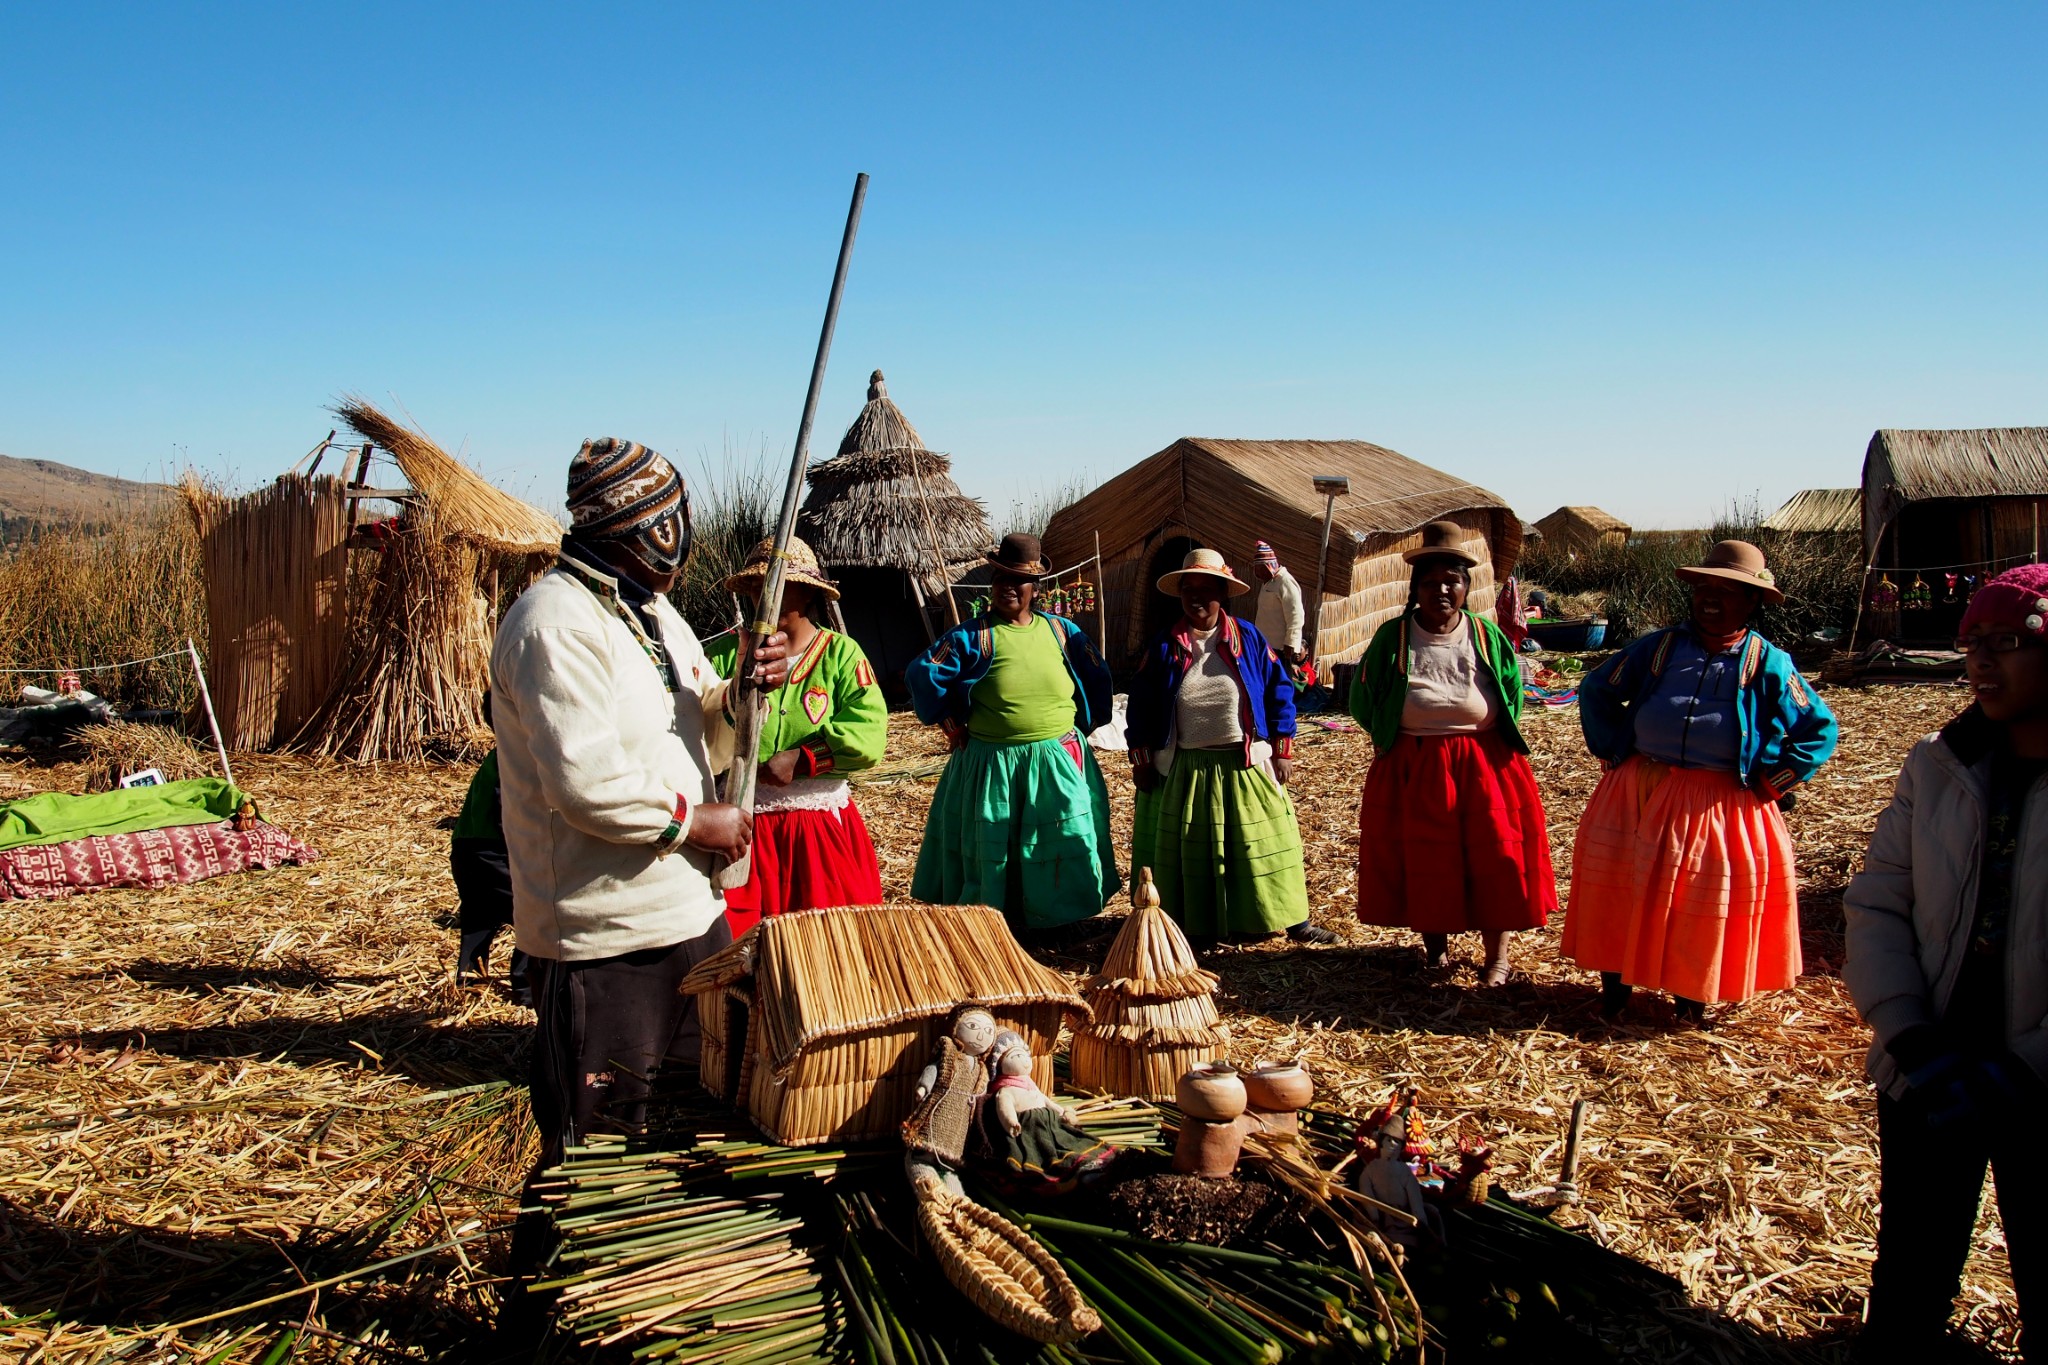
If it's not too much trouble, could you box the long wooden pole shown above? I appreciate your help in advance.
[1307,491,1339,657]
[715,172,869,890]
[1093,530,1107,654]
[186,637,235,787]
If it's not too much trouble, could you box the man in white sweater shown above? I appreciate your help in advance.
[1252,539,1307,672]
[491,437,788,1164]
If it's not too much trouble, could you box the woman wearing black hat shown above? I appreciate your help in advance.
[905,533,1121,934]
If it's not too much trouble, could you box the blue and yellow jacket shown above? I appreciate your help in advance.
[905,611,1114,738]
[1578,625,1839,800]
[1124,614,1297,765]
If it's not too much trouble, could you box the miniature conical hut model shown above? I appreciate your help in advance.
[290,397,564,762]
[798,370,992,687]
[1069,868,1228,1101]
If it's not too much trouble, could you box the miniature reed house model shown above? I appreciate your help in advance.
[1068,869,1228,1101]
[681,904,1089,1146]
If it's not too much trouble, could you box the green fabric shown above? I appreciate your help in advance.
[708,629,887,770]
[452,750,501,841]
[0,777,251,853]
[912,733,1120,928]
[968,615,1077,744]
[1350,608,1527,754]
[1131,748,1309,938]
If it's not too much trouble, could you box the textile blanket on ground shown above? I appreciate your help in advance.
[0,820,317,900]
[0,777,250,853]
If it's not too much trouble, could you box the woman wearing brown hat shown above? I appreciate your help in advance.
[711,536,887,936]
[1565,540,1839,1022]
[905,533,1120,934]
[1350,520,1557,983]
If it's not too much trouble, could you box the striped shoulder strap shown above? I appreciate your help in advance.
[1739,632,1766,686]
[1648,630,1678,677]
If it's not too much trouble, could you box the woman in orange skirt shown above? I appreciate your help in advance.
[1351,520,1557,984]
[1563,540,1838,1022]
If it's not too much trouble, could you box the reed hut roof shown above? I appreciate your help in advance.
[334,397,564,555]
[1043,438,1519,595]
[1535,505,1630,537]
[1761,487,1860,535]
[680,903,1087,1079]
[798,371,993,574]
[1863,427,2048,553]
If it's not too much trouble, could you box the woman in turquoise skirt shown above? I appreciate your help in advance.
[1125,548,1332,946]
[905,533,1120,933]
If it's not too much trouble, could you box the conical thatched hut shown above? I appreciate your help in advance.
[1068,872,1227,1101]
[798,371,993,687]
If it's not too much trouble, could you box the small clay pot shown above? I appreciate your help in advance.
[1243,1060,1313,1113]
[1176,1062,1247,1121]
[1171,1114,1253,1177]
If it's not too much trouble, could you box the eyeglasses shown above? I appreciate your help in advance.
[1955,632,2033,656]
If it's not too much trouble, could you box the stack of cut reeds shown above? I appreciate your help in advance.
[77,719,218,792]
[1069,869,1228,1102]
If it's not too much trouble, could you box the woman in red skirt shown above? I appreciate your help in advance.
[713,537,888,935]
[1348,520,1557,983]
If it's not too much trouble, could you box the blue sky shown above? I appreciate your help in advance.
[3,4,2043,526]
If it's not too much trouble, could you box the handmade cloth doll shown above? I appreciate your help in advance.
[902,1006,998,1196]
[1355,1113,1434,1258]
[971,1031,1116,1195]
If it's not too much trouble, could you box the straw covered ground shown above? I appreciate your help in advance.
[0,682,2021,1361]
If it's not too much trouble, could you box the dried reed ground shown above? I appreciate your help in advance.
[0,684,2021,1360]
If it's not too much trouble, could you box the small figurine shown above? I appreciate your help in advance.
[902,1005,998,1197]
[1355,1111,1434,1258]
[974,1031,1116,1195]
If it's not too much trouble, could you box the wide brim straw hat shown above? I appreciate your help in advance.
[1401,519,1482,567]
[1157,547,1250,597]
[720,534,841,601]
[1675,539,1784,604]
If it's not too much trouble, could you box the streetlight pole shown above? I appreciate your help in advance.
[1307,475,1350,658]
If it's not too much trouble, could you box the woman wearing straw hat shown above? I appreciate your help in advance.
[1351,520,1557,984]
[712,535,887,936]
[1126,547,1334,946]
[906,532,1120,935]
[1565,539,1839,1022]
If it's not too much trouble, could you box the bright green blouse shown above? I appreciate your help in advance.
[969,615,1078,744]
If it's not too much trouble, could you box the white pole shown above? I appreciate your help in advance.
[186,637,235,787]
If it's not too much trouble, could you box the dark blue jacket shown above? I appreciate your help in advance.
[1124,614,1297,766]
[905,612,1113,737]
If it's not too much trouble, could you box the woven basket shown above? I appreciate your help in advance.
[914,1186,1101,1344]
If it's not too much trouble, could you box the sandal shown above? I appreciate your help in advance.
[1480,958,1513,988]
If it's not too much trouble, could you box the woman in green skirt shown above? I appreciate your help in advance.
[906,533,1121,933]
[1125,548,1334,946]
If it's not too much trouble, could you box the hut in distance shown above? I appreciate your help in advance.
[799,371,993,689]
[1533,505,1631,557]
[1042,438,1521,671]
[1761,488,1860,538]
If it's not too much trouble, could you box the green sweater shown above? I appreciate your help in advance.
[1348,609,1528,754]
[711,628,888,776]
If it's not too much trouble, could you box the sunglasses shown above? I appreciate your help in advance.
[1955,632,2038,656]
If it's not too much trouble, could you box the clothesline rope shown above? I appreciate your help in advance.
[1863,553,2038,576]
[0,648,190,677]
[945,553,1102,593]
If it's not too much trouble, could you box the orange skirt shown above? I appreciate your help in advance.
[1561,755,1801,1003]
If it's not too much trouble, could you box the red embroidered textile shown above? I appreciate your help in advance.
[0,821,319,900]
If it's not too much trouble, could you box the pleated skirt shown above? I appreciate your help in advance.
[1131,747,1309,938]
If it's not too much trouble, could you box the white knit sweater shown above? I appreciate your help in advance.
[490,562,735,961]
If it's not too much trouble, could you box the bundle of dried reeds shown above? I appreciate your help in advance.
[77,719,217,792]
[332,397,563,555]
[1070,870,1228,1101]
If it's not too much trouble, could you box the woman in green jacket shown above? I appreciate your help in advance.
[1349,521,1558,984]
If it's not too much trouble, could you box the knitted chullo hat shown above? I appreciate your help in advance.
[1960,562,2048,638]
[1255,540,1280,570]
[566,438,691,574]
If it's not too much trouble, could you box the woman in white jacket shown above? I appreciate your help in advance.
[1844,561,2048,1361]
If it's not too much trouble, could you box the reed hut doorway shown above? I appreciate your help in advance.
[1139,535,1197,648]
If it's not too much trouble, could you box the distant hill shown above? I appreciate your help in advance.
[0,453,169,526]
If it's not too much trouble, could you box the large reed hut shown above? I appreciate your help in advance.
[1860,427,2048,643]
[1762,488,1860,537]
[1041,439,1521,670]
[1533,505,1630,556]
[798,372,993,688]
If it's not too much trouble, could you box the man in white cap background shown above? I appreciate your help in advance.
[490,437,791,1166]
[1253,539,1308,682]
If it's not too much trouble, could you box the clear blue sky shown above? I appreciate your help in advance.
[4,4,2043,527]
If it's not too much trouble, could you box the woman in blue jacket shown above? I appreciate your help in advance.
[906,533,1120,933]
[1125,549,1333,945]
[1564,541,1839,1022]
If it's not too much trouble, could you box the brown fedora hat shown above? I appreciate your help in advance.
[1676,539,1784,604]
[988,532,1048,578]
[1401,519,1482,567]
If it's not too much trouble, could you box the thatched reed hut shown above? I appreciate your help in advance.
[1040,438,1521,670]
[1859,428,2048,643]
[682,903,1087,1147]
[1762,488,1860,537]
[1533,505,1631,556]
[798,371,993,687]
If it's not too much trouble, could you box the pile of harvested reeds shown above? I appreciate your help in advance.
[332,397,563,557]
[76,718,219,791]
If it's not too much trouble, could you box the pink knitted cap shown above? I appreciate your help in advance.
[1959,562,2048,637]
